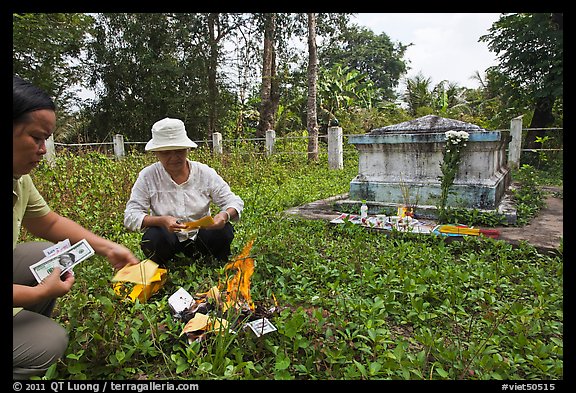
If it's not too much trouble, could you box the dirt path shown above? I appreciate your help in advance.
[496,188,563,254]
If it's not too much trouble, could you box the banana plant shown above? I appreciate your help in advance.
[317,63,377,128]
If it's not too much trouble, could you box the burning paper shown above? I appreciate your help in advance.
[222,238,255,311]
[173,238,277,342]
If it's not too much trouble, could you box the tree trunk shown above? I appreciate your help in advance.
[258,13,276,140]
[270,45,280,132]
[207,13,219,139]
[306,13,319,162]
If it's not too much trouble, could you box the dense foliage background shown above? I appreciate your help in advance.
[13,13,562,149]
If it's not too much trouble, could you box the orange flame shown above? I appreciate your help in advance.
[222,238,255,311]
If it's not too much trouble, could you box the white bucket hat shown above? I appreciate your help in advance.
[145,118,198,151]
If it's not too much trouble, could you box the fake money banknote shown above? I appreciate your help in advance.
[29,239,94,283]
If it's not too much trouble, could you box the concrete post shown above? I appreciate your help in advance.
[45,135,56,166]
[328,126,343,169]
[508,115,523,170]
[265,130,275,156]
[113,134,125,158]
[212,132,223,155]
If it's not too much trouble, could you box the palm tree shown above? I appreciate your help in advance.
[403,73,433,116]
[404,73,471,118]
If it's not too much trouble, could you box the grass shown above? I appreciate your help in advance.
[24,146,563,380]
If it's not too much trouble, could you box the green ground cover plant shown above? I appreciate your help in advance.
[25,147,562,380]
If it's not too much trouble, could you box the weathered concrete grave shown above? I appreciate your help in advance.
[338,115,514,220]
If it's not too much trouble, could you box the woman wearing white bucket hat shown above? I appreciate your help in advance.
[124,117,244,265]
[144,117,198,151]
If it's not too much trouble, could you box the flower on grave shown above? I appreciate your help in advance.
[437,130,470,220]
[445,130,470,145]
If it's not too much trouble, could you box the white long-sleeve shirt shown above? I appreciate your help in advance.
[124,160,244,238]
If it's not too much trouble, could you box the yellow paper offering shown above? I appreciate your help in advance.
[111,259,159,285]
[113,267,168,303]
[181,313,210,335]
[182,215,214,230]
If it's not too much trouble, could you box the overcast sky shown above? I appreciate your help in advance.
[351,13,502,90]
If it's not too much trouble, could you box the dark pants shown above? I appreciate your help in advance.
[13,242,69,379]
[141,223,235,266]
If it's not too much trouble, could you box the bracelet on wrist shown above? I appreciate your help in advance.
[222,210,231,223]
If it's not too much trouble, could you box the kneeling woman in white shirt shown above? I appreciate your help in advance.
[124,117,244,266]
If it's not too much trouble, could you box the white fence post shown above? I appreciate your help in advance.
[212,132,223,155]
[508,115,523,170]
[265,130,275,157]
[327,126,343,169]
[45,135,56,166]
[113,134,125,158]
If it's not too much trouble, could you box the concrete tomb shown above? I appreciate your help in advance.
[346,115,512,215]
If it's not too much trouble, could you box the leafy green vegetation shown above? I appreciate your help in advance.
[26,147,562,380]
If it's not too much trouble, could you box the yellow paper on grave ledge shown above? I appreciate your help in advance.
[111,259,158,285]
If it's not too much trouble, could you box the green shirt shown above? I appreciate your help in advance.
[13,174,51,250]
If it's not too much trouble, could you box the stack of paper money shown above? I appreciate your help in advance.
[29,239,94,283]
